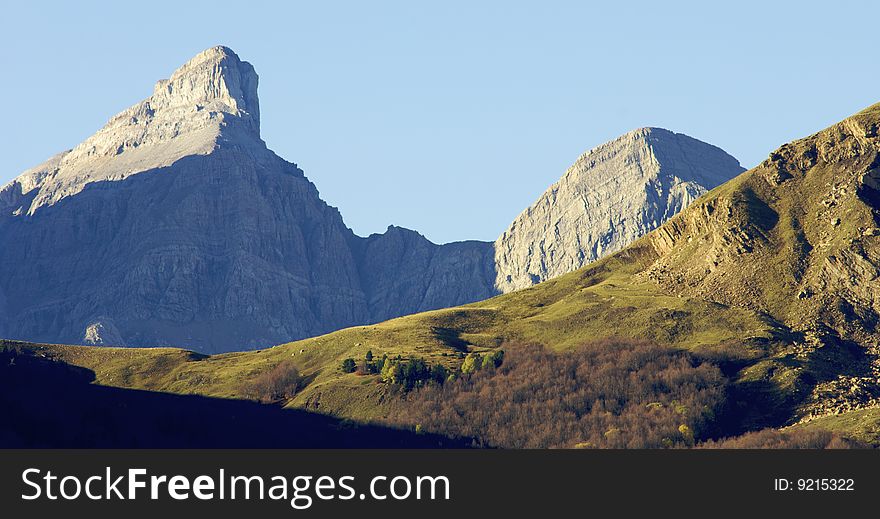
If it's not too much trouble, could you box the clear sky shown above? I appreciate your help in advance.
[2,1,878,244]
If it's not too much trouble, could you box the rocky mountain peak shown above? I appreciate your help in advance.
[150,46,260,134]
[1,46,263,215]
[493,127,744,292]
[64,44,261,163]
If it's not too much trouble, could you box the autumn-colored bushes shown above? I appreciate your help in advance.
[242,360,304,404]
[386,340,726,448]
[699,428,866,449]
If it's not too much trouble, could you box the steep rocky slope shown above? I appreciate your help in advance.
[494,128,744,292]
[642,109,880,343]
[637,103,880,420]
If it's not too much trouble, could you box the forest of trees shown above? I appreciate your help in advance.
[385,340,728,448]
[244,343,866,449]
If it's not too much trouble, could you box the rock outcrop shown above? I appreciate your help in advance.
[493,128,745,292]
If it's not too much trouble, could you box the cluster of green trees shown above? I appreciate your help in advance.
[380,357,446,390]
[340,350,385,374]
[461,350,504,374]
[340,349,505,391]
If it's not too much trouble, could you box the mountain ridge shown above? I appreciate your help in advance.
[0,46,743,352]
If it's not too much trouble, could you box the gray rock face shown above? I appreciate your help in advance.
[354,227,496,322]
[0,47,743,353]
[493,128,745,292]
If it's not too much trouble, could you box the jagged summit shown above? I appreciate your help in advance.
[151,46,260,133]
[493,126,744,292]
[63,45,262,162]
[77,45,261,155]
[1,46,262,215]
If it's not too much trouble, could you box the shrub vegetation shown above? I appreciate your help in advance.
[386,340,726,448]
[700,428,865,449]
[242,360,304,404]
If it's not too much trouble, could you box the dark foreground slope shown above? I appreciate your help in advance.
[0,348,464,448]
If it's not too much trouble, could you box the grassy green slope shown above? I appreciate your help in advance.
[788,408,880,446]
[4,248,777,421]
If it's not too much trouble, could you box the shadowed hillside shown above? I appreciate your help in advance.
[0,347,465,448]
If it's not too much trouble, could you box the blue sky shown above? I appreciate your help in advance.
[2,1,878,243]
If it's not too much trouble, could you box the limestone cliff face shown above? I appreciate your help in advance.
[493,128,745,292]
[0,47,495,352]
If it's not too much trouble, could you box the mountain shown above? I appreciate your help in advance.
[8,101,880,445]
[0,47,495,353]
[0,46,740,353]
[30,100,880,436]
[493,127,744,292]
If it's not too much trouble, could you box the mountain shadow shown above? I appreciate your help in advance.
[0,348,468,448]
